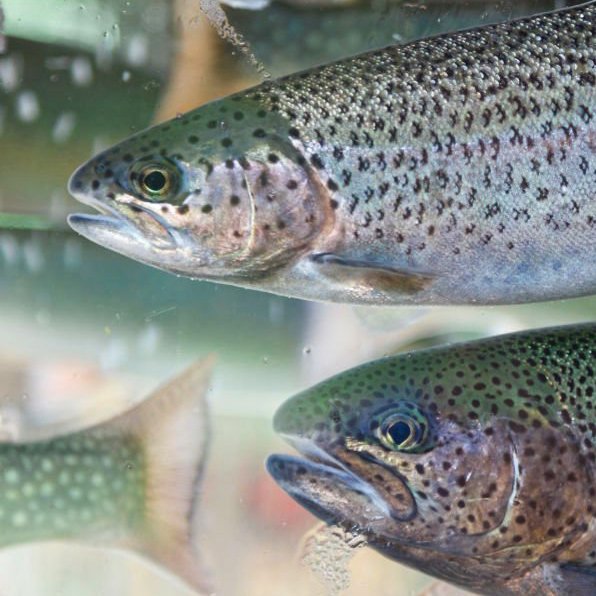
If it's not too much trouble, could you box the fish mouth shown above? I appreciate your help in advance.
[68,189,179,252]
[267,435,414,533]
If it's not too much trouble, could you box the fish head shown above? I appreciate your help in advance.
[268,342,593,589]
[68,98,330,280]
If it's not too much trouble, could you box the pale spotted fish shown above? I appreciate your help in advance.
[0,359,213,594]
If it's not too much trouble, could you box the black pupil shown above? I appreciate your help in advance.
[143,170,167,192]
[387,420,412,445]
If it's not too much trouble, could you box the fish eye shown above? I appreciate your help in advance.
[130,161,179,201]
[376,410,429,452]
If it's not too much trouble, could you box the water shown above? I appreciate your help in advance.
[0,0,593,595]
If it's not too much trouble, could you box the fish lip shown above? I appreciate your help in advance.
[68,190,179,250]
[269,433,417,530]
[266,452,391,530]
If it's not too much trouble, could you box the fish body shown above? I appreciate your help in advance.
[267,324,596,595]
[69,3,596,305]
[0,359,213,593]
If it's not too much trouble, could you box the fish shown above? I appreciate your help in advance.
[267,324,596,595]
[0,358,213,594]
[68,3,596,306]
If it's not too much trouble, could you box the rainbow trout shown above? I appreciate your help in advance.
[267,324,596,595]
[0,359,212,593]
[68,3,596,305]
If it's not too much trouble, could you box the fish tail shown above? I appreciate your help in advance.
[105,356,215,594]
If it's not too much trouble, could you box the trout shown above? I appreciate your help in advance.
[0,359,213,593]
[68,3,596,305]
[267,324,596,594]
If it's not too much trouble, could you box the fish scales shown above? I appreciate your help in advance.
[268,324,596,594]
[245,2,596,303]
[68,3,596,305]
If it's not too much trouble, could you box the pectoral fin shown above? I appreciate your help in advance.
[311,252,435,294]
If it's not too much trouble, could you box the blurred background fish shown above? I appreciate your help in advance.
[0,357,213,593]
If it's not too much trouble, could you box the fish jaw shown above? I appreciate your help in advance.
[267,435,413,536]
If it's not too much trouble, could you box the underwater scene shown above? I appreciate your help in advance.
[0,0,594,594]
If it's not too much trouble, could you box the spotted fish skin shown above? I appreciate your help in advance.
[268,324,596,595]
[0,433,144,546]
[0,360,213,593]
[68,3,595,305]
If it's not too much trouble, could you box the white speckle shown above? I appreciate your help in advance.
[69,487,83,500]
[126,34,148,67]
[52,112,76,143]
[121,70,131,82]
[12,511,27,527]
[40,482,54,497]
[4,468,19,484]
[64,454,78,466]
[41,458,54,472]
[58,471,71,485]
[22,483,35,498]
[71,57,93,86]
[15,91,40,123]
